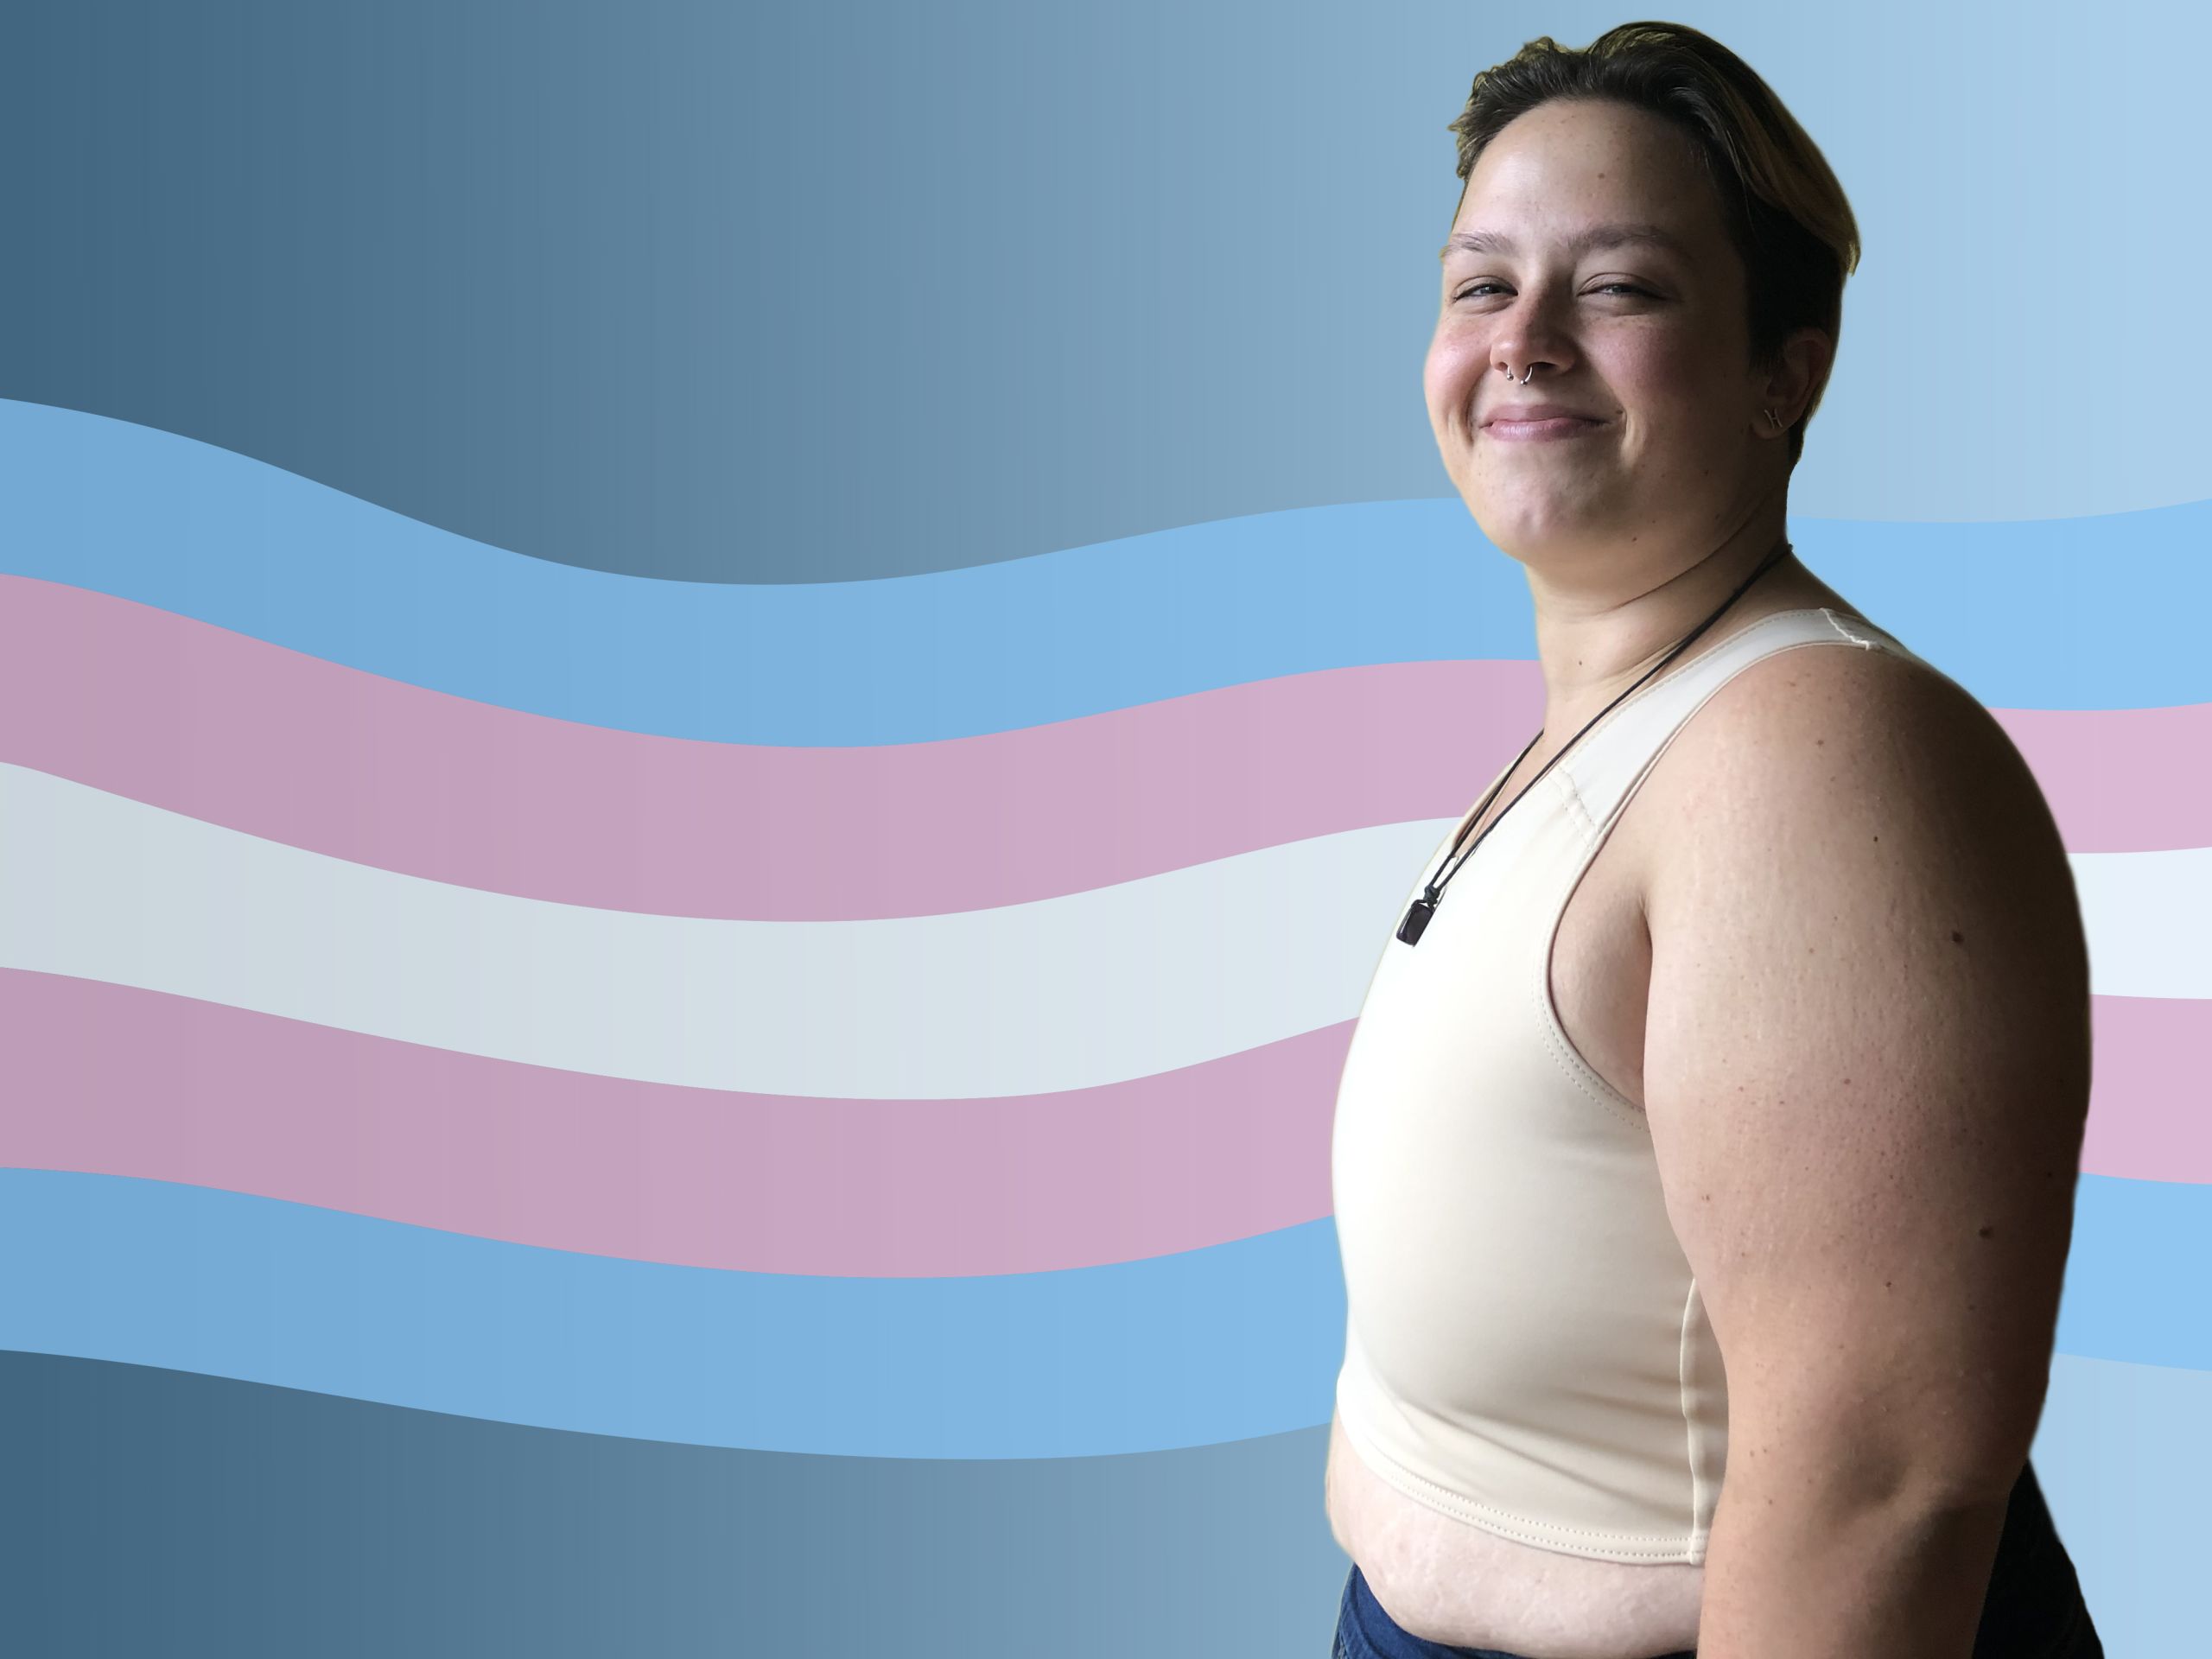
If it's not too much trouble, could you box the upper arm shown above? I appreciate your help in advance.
[1638,645,2092,1502]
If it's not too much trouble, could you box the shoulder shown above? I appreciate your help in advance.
[1641,632,2073,938]
[1638,632,2087,1034]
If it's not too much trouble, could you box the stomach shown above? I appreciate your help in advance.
[1325,1407,1704,1659]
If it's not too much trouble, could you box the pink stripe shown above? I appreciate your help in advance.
[0,969,2196,1275]
[2003,702,2212,850]
[4,576,2202,926]
[2078,995,2212,1180]
[0,969,1342,1275]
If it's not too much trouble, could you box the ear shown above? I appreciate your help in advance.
[1762,324,1833,429]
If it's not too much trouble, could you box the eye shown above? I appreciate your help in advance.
[1452,282,1653,302]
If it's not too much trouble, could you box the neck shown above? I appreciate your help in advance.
[1522,518,1802,736]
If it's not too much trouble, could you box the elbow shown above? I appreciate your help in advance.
[1728,1399,2040,1515]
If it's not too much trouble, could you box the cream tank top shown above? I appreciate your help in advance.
[1330,605,1929,1567]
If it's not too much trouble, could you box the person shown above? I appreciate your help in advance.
[1325,22,2101,1659]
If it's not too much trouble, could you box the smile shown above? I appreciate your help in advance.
[1484,417,1605,442]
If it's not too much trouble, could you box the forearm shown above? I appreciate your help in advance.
[1694,1462,2012,1659]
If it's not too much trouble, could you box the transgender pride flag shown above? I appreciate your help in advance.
[0,395,2204,1654]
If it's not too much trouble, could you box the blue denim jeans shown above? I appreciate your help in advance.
[1332,1559,1694,1658]
[1332,1458,2101,1659]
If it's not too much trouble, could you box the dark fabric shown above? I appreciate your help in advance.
[1970,1459,2103,1659]
[1332,1562,1692,1659]
[1333,1458,2101,1659]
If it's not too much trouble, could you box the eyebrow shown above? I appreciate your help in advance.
[1437,222,1691,264]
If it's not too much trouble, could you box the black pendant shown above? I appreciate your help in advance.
[1396,893,1438,946]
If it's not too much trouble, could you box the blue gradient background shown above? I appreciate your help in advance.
[1,2,2200,1654]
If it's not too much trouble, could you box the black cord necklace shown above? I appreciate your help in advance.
[1396,537,1796,947]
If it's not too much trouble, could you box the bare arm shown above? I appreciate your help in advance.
[1637,645,2092,1658]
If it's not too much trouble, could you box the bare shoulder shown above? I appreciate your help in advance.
[1637,631,2089,1060]
[1641,634,2077,946]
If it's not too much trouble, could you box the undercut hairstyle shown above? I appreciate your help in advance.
[1446,21,1859,471]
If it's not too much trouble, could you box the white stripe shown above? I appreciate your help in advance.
[2,762,2192,1098]
[0,762,1442,1097]
[2071,846,2212,996]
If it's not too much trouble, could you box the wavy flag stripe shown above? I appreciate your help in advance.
[0,760,1435,1096]
[0,1170,2196,1457]
[0,1347,2179,1659]
[3,760,2209,1098]
[4,399,2212,741]
[0,573,1537,921]
[3,970,2201,1278]
[0,969,1347,1276]
[3,576,2206,929]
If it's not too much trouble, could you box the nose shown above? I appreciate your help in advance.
[1484,287,1580,384]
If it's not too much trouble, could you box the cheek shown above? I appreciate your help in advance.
[1609,334,1711,428]
[1424,327,1491,421]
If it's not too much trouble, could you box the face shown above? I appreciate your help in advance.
[1427,98,1806,574]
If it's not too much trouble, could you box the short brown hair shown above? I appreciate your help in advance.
[1446,22,1859,471]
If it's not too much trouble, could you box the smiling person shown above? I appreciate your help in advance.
[1325,22,2102,1659]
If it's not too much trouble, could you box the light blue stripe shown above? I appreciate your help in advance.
[1,399,2203,744]
[0,1169,2197,1456]
[2031,1351,2212,1657]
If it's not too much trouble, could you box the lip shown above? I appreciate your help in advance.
[1479,403,1607,441]
[1482,403,1600,426]
[1484,415,1605,442]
